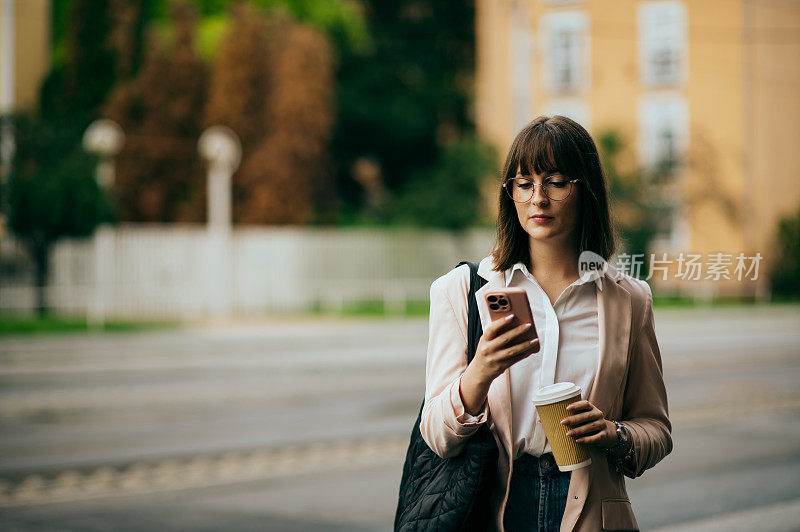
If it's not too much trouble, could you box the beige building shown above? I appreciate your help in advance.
[475,0,800,297]
[0,0,51,112]
[0,0,51,241]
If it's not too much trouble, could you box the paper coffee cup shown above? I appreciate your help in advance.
[533,382,592,472]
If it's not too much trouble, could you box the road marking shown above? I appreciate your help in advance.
[0,436,409,507]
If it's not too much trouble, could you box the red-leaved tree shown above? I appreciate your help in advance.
[104,0,207,222]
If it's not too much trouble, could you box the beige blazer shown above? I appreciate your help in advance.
[419,255,673,531]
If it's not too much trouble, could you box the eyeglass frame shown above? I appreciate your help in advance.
[501,175,580,202]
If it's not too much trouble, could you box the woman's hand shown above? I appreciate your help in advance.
[468,314,541,385]
[559,400,618,448]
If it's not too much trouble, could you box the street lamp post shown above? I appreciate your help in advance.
[198,126,241,319]
[83,118,125,186]
[83,119,125,330]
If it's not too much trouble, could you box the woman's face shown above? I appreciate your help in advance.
[511,165,582,248]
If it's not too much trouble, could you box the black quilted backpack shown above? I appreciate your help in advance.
[394,260,500,531]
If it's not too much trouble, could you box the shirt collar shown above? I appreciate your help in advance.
[504,261,605,291]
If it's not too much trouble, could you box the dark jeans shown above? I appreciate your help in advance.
[503,452,572,532]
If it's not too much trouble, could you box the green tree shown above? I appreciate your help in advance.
[770,204,800,297]
[39,0,117,126]
[597,129,662,272]
[6,115,114,315]
[389,135,497,231]
[331,0,478,223]
[4,0,141,315]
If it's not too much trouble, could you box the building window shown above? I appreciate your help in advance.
[638,92,687,180]
[638,92,689,248]
[638,1,688,87]
[510,1,533,135]
[539,11,590,95]
[554,29,578,90]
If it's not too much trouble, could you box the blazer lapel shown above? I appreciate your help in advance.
[587,268,632,419]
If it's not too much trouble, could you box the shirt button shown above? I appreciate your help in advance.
[541,458,550,468]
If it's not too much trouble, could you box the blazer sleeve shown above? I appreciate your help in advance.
[617,280,673,479]
[419,271,490,459]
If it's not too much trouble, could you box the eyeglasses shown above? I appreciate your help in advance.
[502,176,579,202]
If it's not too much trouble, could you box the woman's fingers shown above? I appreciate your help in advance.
[561,403,606,441]
[500,337,540,363]
[529,336,541,353]
[484,314,519,340]
[490,321,535,350]
[566,400,591,412]
[557,400,617,447]
[566,420,605,439]
[561,410,600,427]
[477,318,540,378]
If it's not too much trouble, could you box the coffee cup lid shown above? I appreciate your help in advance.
[532,382,581,406]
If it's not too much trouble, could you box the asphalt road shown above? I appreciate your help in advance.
[1,304,799,531]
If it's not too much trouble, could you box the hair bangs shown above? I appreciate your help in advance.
[516,126,559,178]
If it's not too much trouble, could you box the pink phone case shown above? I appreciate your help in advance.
[484,287,538,344]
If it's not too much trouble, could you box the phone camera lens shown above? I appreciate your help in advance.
[488,295,498,303]
[489,303,499,310]
[498,298,508,306]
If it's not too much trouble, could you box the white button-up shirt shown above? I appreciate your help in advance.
[458,261,603,459]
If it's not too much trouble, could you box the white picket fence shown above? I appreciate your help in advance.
[0,224,496,322]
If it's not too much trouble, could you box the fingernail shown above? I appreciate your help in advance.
[523,323,531,328]
[560,419,566,424]
[530,339,537,344]
[505,314,514,321]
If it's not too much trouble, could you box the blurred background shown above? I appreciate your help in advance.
[0,0,799,530]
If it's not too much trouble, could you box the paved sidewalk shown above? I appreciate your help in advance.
[651,498,800,532]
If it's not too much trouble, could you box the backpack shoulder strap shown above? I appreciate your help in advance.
[457,260,487,364]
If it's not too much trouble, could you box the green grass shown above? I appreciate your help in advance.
[308,299,431,317]
[5,293,798,332]
[0,314,180,335]
[309,294,800,317]
[652,294,800,308]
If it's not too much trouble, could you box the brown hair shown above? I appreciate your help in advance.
[490,115,617,272]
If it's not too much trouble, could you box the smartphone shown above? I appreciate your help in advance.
[484,287,538,345]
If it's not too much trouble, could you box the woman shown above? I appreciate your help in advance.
[419,116,672,531]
